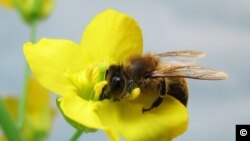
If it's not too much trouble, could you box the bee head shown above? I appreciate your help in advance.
[100,65,126,101]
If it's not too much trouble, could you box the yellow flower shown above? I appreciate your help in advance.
[0,0,53,23]
[23,9,188,141]
[1,77,55,141]
[0,0,12,8]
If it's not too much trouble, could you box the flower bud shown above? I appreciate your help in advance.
[0,0,53,23]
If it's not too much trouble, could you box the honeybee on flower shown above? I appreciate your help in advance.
[23,9,227,141]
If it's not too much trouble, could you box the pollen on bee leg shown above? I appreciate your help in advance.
[126,88,140,100]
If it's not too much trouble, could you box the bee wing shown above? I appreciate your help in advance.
[152,65,228,80]
[155,50,205,65]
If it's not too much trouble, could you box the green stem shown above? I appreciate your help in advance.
[17,21,37,129]
[0,98,22,141]
[30,21,37,42]
[70,129,83,141]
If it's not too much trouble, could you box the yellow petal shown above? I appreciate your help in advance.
[23,39,86,96]
[81,9,143,64]
[59,94,106,130]
[27,76,49,109]
[60,94,188,141]
[100,96,188,141]
[0,0,13,8]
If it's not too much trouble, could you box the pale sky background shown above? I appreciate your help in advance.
[1,0,250,141]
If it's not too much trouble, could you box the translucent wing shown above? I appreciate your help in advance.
[152,65,228,80]
[155,50,205,66]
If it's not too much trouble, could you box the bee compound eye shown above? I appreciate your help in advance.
[111,76,124,90]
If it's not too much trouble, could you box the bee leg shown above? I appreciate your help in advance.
[142,79,166,113]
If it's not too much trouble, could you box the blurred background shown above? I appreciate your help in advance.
[0,0,250,141]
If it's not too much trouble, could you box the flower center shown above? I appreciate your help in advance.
[66,62,108,100]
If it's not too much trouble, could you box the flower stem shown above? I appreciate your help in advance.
[0,97,22,141]
[70,129,83,141]
[17,21,37,129]
[30,21,37,42]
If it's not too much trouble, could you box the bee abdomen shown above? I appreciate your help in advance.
[166,78,188,106]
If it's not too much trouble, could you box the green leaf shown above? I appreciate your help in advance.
[0,97,22,141]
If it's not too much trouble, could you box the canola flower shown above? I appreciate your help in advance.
[0,77,55,141]
[23,9,188,141]
[0,0,53,23]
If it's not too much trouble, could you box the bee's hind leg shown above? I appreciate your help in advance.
[142,79,166,113]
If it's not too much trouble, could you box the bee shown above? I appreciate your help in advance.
[100,50,228,112]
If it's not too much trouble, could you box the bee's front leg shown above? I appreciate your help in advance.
[142,79,166,113]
